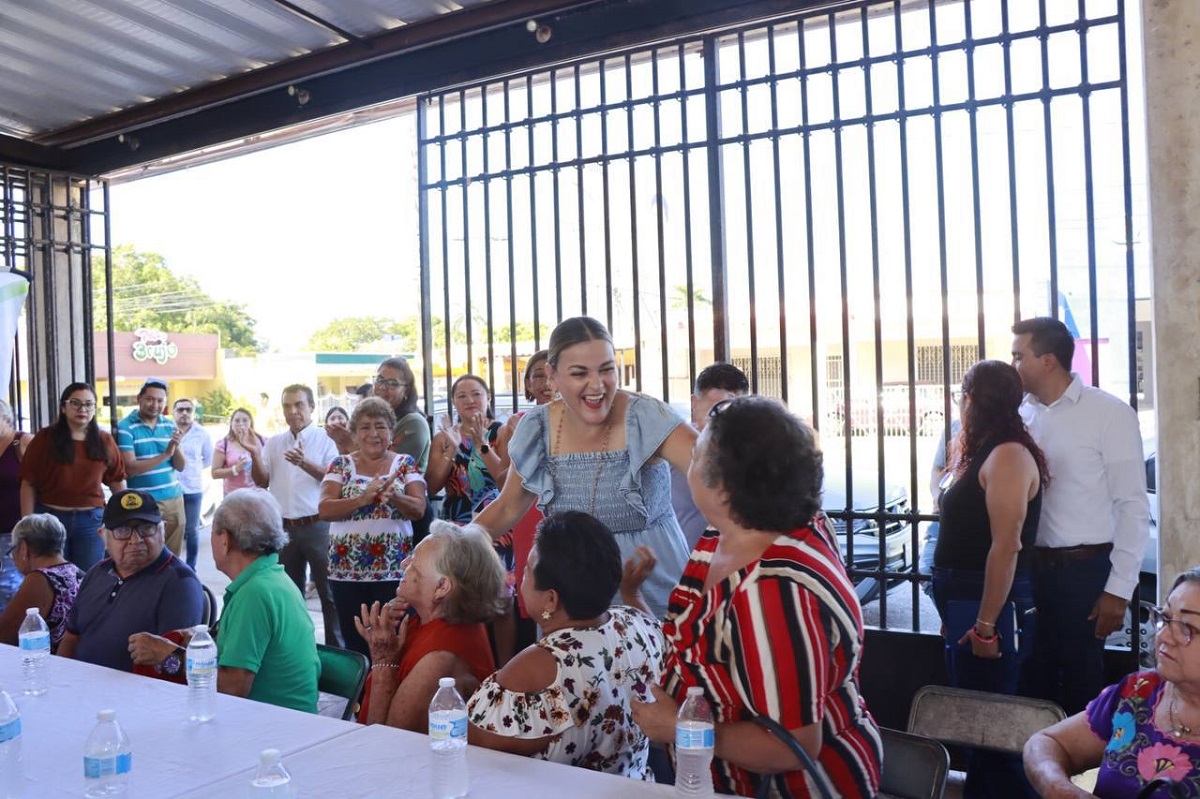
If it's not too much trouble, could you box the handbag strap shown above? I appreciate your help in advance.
[1135,778,1186,799]
[751,715,835,799]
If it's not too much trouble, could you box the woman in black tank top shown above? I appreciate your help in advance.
[930,360,1049,799]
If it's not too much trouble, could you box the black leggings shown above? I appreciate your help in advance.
[329,579,401,657]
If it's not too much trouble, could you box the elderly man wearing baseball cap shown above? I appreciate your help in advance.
[57,488,204,672]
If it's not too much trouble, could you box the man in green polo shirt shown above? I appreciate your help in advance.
[129,488,319,712]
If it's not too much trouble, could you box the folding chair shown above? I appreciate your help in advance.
[878,727,950,799]
[907,685,1066,754]
[316,643,370,721]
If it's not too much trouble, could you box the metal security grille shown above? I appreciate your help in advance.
[416,0,1142,631]
[0,164,110,428]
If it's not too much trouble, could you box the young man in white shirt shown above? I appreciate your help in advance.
[1011,317,1150,714]
[251,384,342,647]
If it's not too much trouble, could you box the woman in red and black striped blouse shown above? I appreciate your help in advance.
[633,395,882,798]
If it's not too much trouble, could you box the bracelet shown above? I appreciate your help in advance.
[975,618,995,629]
[371,662,400,670]
[970,625,999,644]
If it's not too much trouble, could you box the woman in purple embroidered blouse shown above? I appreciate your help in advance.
[1026,568,1200,798]
[0,513,83,652]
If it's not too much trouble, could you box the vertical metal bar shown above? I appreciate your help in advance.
[481,85,497,399]
[678,43,698,387]
[625,53,643,391]
[652,48,670,400]
[103,182,116,429]
[1116,0,1137,408]
[962,1,986,355]
[575,64,588,315]
[1077,0,1100,385]
[767,25,789,405]
[600,60,615,334]
[81,179,95,386]
[440,96,454,403]
[550,70,564,321]
[527,74,542,351]
[737,32,759,394]
[860,6,889,622]
[417,97,436,415]
[929,1,953,426]
[504,80,520,413]
[702,36,729,362]
[459,90,474,378]
[1039,0,1061,316]
[799,20,822,433]
[63,177,78,382]
[894,0,923,625]
[1001,0,1024,324]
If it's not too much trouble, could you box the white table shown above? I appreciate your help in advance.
[0,644,355,798]
[177,722,676,798]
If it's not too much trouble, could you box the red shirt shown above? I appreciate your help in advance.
[20,429,126,508]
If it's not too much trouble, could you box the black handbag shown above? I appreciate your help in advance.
[752,716,835,799]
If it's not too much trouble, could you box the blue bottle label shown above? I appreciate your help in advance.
[84,753,132,778]
[676,723,715,749]
[429,713,468,741]
[0,716,20,743]
[19,631,49,651]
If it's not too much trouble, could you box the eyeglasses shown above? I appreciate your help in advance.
[1150,606,1199,646]
[66,399,97,411]
[109,523,160,541]
[374,377,404,389]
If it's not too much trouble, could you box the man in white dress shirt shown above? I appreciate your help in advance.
[1011,317,1150,714]
[250,384,341,646]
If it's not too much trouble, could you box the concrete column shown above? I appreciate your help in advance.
[1143,0,1200,596]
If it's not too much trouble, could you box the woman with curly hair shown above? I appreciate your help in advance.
[932,359,1049,799]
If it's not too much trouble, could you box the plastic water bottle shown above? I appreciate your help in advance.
[18,607,50,695]
[83,709,131,799]
[249,749,292,796]
[428,676,468,799]
[0,687,22,798]
[186,625,218,722]
[674,686,715,797]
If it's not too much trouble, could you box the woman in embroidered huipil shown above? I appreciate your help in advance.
[318,397,426,657]
[1027,568,1200,798]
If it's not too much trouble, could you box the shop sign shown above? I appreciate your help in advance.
[131,328,179,365]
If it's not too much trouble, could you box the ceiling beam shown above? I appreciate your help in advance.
[0,133,66,172]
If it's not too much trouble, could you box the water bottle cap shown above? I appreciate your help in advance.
[259,749,281,765]
[438,677,455,688]
[193,624,209,634]
[97,709,116,722]
[687,686,704,697]
[24,608,37,615]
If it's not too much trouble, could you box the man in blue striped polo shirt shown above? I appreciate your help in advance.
[116,378,187,557]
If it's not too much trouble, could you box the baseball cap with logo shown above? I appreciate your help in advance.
[103,489,162,528]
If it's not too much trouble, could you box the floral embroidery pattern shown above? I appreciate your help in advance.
[467,606,664,779]
[1108,712,1136,752]
[1137,742,1193,783]
[324,453,420,581]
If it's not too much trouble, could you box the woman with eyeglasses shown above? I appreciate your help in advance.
[18,382,125,571]
[0,398,32,612]
[1026,569,1200,797]
[0,513,83,651]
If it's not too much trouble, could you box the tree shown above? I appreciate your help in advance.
[307,317,416,352]
[92,245,262,355]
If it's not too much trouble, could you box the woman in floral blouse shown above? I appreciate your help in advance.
[319,397,426,656]
[1026,568,1200,798]
[466,510,664,780]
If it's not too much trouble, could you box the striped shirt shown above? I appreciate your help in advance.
[661,519,882,798]
[115,411,182,500]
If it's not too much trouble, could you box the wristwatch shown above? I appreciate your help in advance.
[160,646,186,677]
[479,444,491,455]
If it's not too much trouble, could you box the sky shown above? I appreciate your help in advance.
[107,114,419,351]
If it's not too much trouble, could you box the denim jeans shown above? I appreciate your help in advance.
[932,567,1038,799]
[0,533,19,613]
[182,492,203,570]
[329,579,400,657]
[38,504,105,571]
[1021,547,1112,715]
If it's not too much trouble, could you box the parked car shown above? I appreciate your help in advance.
[822,471,913,604]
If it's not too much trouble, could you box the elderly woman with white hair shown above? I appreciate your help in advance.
[0,398,32,611]
[0,513,83,651]
[354,520,507,730]
[129,488,321,712]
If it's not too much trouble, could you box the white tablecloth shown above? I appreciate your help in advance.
[0,644,355,798]
[177,722,676,798]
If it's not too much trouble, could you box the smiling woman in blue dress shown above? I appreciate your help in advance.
[472,316,696,619]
